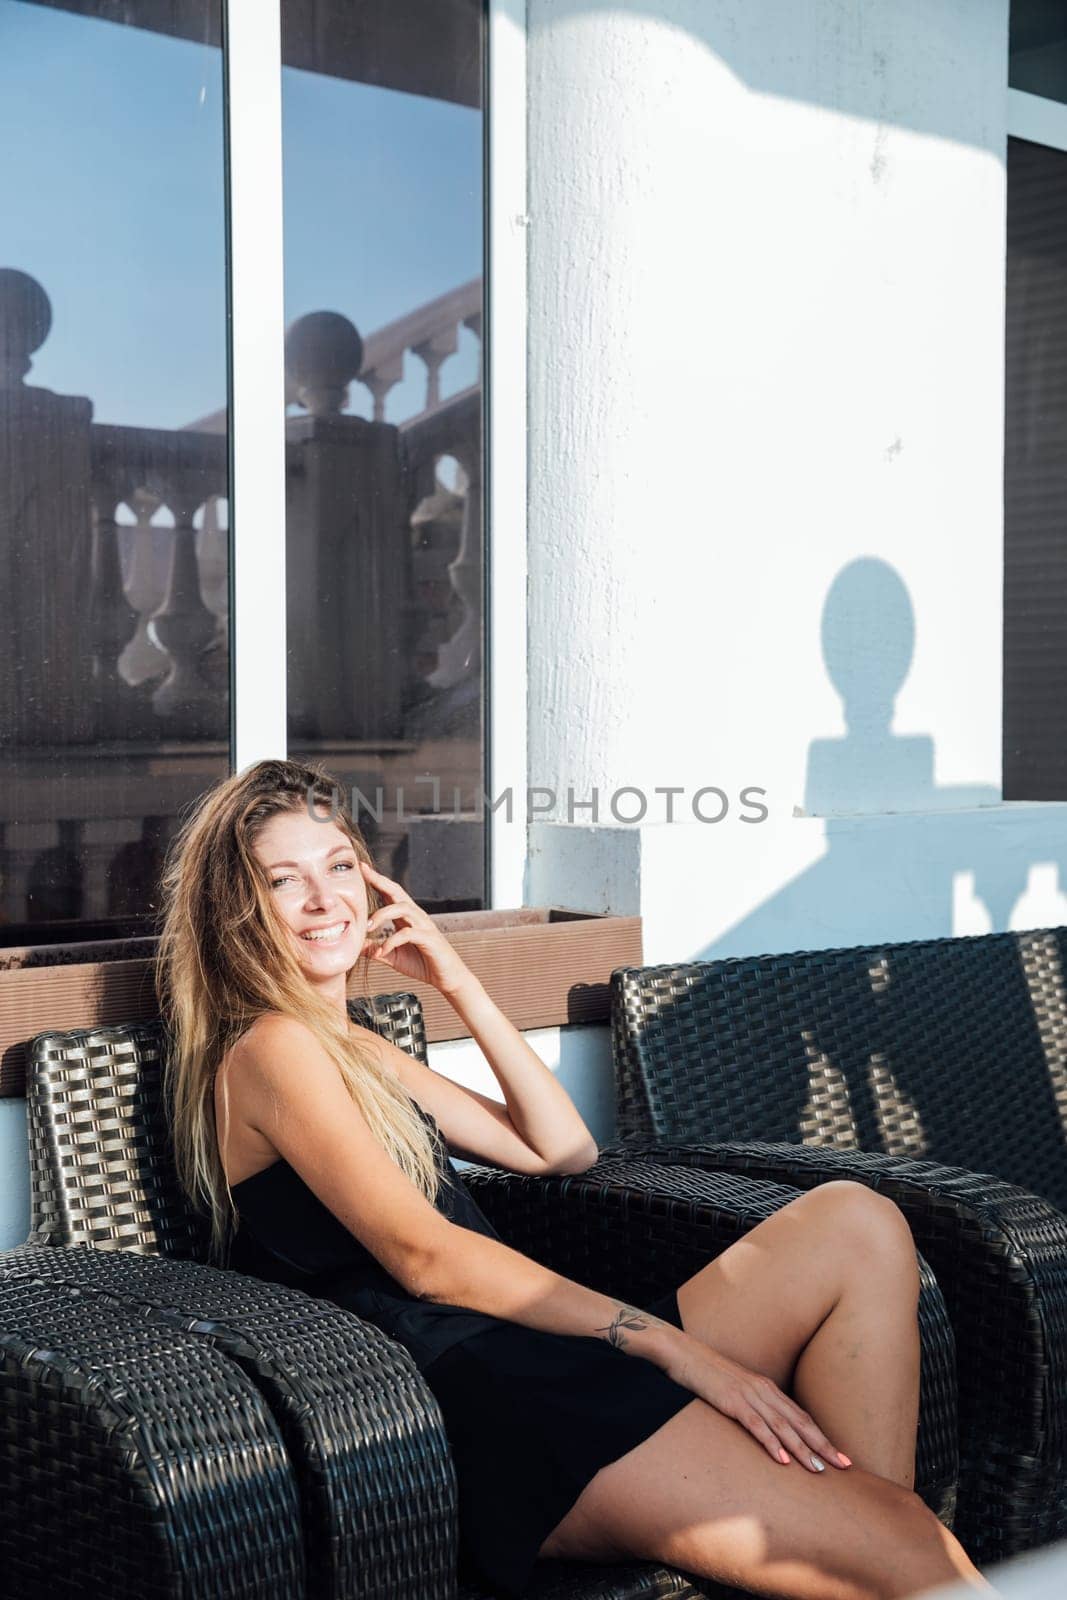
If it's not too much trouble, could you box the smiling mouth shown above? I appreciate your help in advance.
[298,920,350,944]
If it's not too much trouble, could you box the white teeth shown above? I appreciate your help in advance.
[300,922,347,943]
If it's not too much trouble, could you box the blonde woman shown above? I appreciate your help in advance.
[159,759,991,1600]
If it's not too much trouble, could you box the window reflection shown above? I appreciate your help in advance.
[0,0,229,947]
[1010,0,1067,106]
[0,0,488,946]
[280,0,487,912]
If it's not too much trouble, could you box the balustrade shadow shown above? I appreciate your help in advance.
[681,557,1067,1202]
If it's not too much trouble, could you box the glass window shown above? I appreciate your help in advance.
[0,0,230,948]
[1010,0,1067,106]
[1003,136,1067,800]
[280,0,487,912]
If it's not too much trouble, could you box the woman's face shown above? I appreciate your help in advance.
[251,808,370,982]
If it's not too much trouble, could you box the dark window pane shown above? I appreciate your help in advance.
[1010,0,1067,105]
[0,0,230,947]
[1003,137,1067,799]
[281,1,486,911]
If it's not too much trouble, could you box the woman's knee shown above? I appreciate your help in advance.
[799,1182,919,1284]
[784,1474,963,1600]
[861,1482,963,1598]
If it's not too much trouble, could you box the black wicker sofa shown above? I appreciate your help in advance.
[0,991,961,1599]
[608,926,1067,1567]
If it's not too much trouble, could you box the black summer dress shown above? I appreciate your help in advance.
[227,1101,695,1597]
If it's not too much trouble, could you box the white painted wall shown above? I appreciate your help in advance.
[524,0,1067,960]
[0,1099,29,1251]
[432,1025,616,1162]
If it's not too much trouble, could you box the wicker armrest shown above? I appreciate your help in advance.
[0,1262,303,1600]
[462,1158,958,1530]
[601,1138,1067,1564]
[1,1243,457,1600]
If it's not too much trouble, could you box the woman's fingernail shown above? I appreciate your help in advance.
[810,1455,826,1472]
[837,1452,852,1467]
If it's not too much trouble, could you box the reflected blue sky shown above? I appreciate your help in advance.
[0,0,482,429]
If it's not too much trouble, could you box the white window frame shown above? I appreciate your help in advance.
[222,0,526,908]
[224,0,288,772]
[486,0,527,907]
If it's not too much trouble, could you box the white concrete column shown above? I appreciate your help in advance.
[524,1,1066,961]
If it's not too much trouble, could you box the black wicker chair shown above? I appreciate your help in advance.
[608,928,1067,1565]
[0,992,959,1598]
[0,1268,305,1599]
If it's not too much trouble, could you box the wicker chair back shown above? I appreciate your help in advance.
[613,926,1067,1212]
[25,991,428,1258]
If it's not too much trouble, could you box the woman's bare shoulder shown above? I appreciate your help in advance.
[214,1019,291,1183]
[225,1011,321,1068]
[223,1011,388,1088]
[215,1013,367,1183]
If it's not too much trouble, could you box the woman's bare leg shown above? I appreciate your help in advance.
[673,1180,923,1487]
[539,1180,990,1595]
[540,1397,989,1600]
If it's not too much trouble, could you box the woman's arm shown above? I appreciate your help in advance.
[229,1015,848,1474]
[440,971,598,1171]
[233,1014,648,1347]
[360,861,598,1172]
[363,1019,595,1176]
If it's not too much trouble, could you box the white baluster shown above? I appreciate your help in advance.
[412,323,459,413]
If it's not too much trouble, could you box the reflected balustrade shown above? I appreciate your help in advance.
[0,268,484,935]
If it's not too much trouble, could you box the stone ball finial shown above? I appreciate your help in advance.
[0,268,52,386]
[285,311,364,417]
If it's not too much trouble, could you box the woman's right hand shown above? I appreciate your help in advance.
[660,1330,852,1473]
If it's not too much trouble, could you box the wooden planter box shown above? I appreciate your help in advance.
[0,909,642,1096]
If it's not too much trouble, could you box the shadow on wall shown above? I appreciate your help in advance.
[530,0,1008,148]
[699,556,1067,962]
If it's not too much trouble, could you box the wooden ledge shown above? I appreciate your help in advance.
[0,909,642,1097]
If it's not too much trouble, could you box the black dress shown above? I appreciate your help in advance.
[227,1101,695,1598]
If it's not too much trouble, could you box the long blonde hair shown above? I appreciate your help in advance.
[156,757,441,1264]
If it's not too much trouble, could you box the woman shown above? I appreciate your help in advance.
[159,759,991,1600]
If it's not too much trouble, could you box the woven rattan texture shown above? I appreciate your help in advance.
[612,939,1067,1562]
[612,929,1067,1212]
[460,1563,713,1599]
[8,1241,714,1600]
[4,1246,718,1599]
[25,994,427,1256]
[0,1269,302,1599]
[2,1241,457,1600]
[464,1160,959,1531]
[606,1139,1067,1565]
[349,990,430,1062]
[26,1020,206,1256]
[21,998,715,1600]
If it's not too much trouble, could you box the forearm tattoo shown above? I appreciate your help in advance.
[595,1301,671,1351]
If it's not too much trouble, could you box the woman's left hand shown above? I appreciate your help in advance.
[359,861,474,995]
